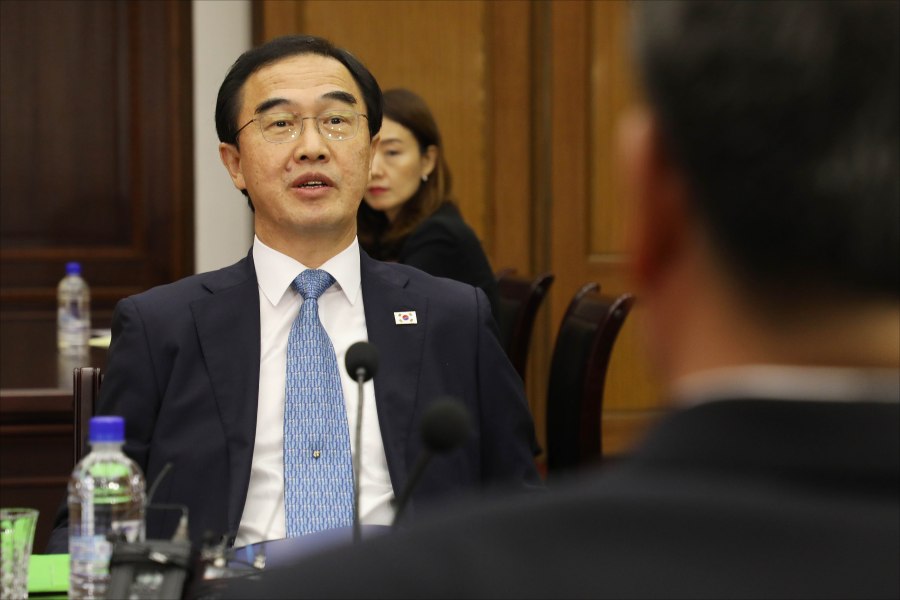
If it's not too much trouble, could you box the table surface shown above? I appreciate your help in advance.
[1,316,108,393]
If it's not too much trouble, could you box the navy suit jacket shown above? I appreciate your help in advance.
[50,249,540,549]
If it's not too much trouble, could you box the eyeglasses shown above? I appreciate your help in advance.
[235,110,369,143]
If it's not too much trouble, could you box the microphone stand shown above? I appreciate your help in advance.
[353,367,365,544]
[345,341,378,545]
[391,451,432,531]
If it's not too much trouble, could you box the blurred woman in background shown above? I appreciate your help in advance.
[359,88,499,320]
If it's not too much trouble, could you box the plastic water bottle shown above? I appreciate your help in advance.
[57,261,91,353]
[68,416,146,599]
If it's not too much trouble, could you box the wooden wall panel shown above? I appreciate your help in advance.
[0,3,129,248]
[487,2,549,422]
[0,0,194,321]
[487,1,533,271]
[589,1,636,257]
[546,1,665,456]
[543,0,591,456]
[587,3,664,453]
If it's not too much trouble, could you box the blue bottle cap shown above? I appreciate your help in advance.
[89,416,125,443]
[66,262,81,276]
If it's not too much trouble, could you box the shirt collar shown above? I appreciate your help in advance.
[252,235,361,308]
[671,364,900,407]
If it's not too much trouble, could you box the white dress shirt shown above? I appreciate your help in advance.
[235,236,395,547]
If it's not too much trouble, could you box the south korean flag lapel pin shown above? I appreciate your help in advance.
[393,310,417,325]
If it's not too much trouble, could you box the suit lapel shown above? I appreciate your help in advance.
[190,254,261,533]
[360,252,427,491]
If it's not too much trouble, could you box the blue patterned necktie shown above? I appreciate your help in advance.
[283,269,354,536]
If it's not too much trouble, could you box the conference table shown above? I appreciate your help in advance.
[0,315,108,552]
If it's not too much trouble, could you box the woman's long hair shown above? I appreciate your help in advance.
[358,88,453,260]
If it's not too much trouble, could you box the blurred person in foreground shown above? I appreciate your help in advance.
[358,88,499,320]
[224,1,899,598]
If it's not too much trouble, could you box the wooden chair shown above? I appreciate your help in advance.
[495,270,555,380]
[545,284,635,475]
[73,367,103,464]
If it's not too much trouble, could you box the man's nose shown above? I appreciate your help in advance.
[292,118,329,162]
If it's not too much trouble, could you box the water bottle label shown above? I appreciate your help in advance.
[70,534,112,577]
[58,307,89,350]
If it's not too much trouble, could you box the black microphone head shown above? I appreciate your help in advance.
[345,341,378,381]
[421,397,472,454]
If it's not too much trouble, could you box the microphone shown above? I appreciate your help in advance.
[345,341,378,543]
[107,462,194,599]
[346,341,379,382]
[392,397,472,530]
[140,462,191,543]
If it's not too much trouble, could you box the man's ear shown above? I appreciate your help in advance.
[219,142,246,192]
[620,108,691,293]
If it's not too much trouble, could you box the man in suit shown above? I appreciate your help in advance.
[225,2,899,598]
[49,35,540,551]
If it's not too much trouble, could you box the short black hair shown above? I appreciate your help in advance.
[634,1,899,301]
[215,34,382,145]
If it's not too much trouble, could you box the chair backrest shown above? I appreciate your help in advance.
[495,270,555,380]
[73,367,103,464]
[545,284,635,474]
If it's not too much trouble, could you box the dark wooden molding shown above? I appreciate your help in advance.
[0,0,194,315]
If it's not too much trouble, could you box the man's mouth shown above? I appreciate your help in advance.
[292,174,335,189]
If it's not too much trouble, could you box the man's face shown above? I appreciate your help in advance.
[219,53,377,255]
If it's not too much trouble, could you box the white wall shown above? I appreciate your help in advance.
[192,0,254,273]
